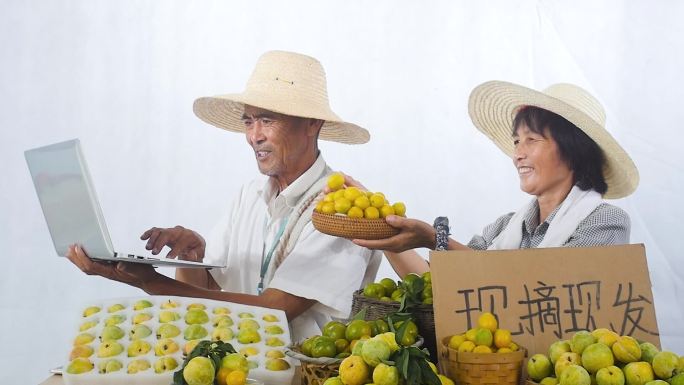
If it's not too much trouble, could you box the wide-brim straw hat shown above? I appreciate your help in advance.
[193,50,369,145]
[468,80,639,199]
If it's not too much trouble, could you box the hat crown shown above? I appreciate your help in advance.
[244,50,330,113]
[543,83,606,127]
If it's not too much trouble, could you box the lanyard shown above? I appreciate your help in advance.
[258,216,289,295]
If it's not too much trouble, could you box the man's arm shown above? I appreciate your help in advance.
[175,268,222,290]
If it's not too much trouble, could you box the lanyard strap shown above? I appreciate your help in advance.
[258,216,289,295]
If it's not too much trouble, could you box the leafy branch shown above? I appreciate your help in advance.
[172,340,237,385]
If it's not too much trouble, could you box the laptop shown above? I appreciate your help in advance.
[24,139,225,269]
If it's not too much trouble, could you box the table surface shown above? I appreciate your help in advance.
[40,369,302,385]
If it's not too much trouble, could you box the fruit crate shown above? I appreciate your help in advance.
[63,295,295,385]
[441,336,526,385]
[350,289,436,360]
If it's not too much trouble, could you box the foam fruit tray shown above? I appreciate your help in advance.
[63,295,295,385]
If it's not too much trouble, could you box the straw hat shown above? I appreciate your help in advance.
[193,50,369,145]
[468,80,639,199]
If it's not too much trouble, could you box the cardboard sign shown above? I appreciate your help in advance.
[430,244,660,356]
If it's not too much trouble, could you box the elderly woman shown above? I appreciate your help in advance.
[352,81,639,277]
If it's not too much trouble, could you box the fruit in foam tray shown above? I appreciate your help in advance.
[213,315,234,328]
[238,312,254,319]
[264,325,284,335]
[66,357,93,374]
[159,299,180,309]
[183,339,201,355]
[262,314,279,322]
[132,299,153,310]
[265,336,285,347]
[82,306,101,317]
[184,324,208,340]
[265,358,291,371]
[559,364,590,385]
[69,345,94,360]
[265,349,285,359]
[213,306,230,315]
[595,365,625,385]
[159,310,181,323]
[240,346,259,357]
[79,320,98,332]
[97,341,124,358]
[107,303,125,313]
[154,356,178,373]
[157,323,181,339]
[128,339,152,357]
[221,352,249,372]
[581,343,615,373]
[236,328,261,344]
[238,319,260,330]
[100,325,125,341]
[132,312,153,324]
[97,359,123,374]
[187,303,207,310]
[652,351,679,379]
[154,338,180,356]
[104,314,126,326]
[127,359,151,374]
[183,356,215,385]
[212,326,234,342]
[185,309,209,325]
[130,324,152,340]
[73,333,95,345]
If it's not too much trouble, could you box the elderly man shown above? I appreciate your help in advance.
[67,50,381,341]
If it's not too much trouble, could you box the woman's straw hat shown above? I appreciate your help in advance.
[468,80,639,199]
[193,50,369,145]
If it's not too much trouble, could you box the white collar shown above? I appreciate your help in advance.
[260,154,327,212]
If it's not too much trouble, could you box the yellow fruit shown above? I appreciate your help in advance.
[494,329,512,348]
[379,205,395,218]
[327,173,345,191]
[343,187,363,201]
[314,200,325,213]
[334,197,352,214]
[333,189,346,200]
[369,194,386,208]
[509,342,519,351]
[612,336,641,363]
[339,355,370,385]
[458,341,476,353]
[347,206,364,218]
[321,202,336,215]
[323,192,335,202]
[448,334,467,350]
[478,312,498,332]
[216,367,232,385]
[465,328,478,342]
[473,345,493,353]
[226,370,247,385]
[354,195,370,210]
[364,206,380,219]
[392,202,406,217]
[498,348,513,353]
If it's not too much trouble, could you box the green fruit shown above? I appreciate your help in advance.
[82,306,101,317]
[130,324,152,340]
[132,312,153,324]
[213,315,234,328]
[581,343,615,374]
[264,358,290,371]
[323,321,347,340]
[183,357,215,385]
[560,365,590,385]
[154,338,180,356]
[185,309,209,325]
[127,339,152,357]
[107,303,125,313]
[100,325,125,341]
[104,314,126,326]
[73,333,95,345]
[265,325,284,335]
[97,359,123,374]
[301,336,316,356]
[97,341,123,358]
[221,352,249,372]
[213,307,231,315]
[265,337,285,347]
[361,338,391,367]
[187,303,207,310]
[79,320,98,332]
[373,363,400,385]
[549,340,572,364]
[570,331,597,355]
[211,326,234,342]
[156,323,181,339]
[132,299,153,310]
[639,343,659,364]
[184,324,208,340]
[158,310,181,323]
[153,356,178,373]
[363,283,386,299]
[69,345,94,360]
[238,319,260,330]
[127,359,151,374]
[623,361,654,385]
[596,365,625,385]
[528,353,553,381]
[236,328,261,344]
[311,336,337,358]
[379,278,397,293]
[238,312,254,318]
[66,358,93,374]
[652,351,679,379]
[159,299,180,309]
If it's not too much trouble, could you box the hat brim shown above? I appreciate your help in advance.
[468,81,639,199]
[193,94,370,145]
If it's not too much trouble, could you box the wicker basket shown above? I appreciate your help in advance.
[350,290,437,360]
[311,212,400,240]
[285,345,341,385]
[441,336,526,385]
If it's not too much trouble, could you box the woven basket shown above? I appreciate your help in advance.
[311,212,400,240]
[285,345,341,385]
[350,290,437,360]
[441,336,526,385]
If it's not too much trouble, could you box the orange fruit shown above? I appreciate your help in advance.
[477,312,498,332]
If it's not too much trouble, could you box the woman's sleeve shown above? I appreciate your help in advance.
[564,204,631,247]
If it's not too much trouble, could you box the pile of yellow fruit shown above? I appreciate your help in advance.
[314,172,406,219]
[447,312,519,354]
[299,317,421,360]
[526,328,684,385]
[362,272,433,305]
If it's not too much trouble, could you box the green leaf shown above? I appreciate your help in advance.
[351,307,368,321]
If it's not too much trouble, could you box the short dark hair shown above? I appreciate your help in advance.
[512,106,608,194]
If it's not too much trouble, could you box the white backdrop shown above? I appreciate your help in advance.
[2,1,683,383]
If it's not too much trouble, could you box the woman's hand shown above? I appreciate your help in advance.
[140,226,206,262]
[66,244,159,288]
[352,215,436,253]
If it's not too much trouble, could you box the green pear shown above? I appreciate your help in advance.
[265,358,290,371]
[211,326,234,342]
[213,315,234,328]
[184,324,208,340]
[560,365,591,385]
[132,312,153,324]
[549,340,572,364]
[623,362,654,385]
[107,303,125,313]
[66,358,93,374]
[130,324,152,340]
[238,312,254,319]
[97,341,124,358]
[670,373,684,385]
[159,299,180,309]
[159,310,181,323]
[265,349,285,359]
[652,351,679,379]
[133,299,153,311]
[247,360,259,370]
[156,323,181,339]
[69,345,94,360]
[127,359,151,374]
[82,306,101,318]
[571,331,597,355]
[213,306,230,315]
[265,337,285,347]
[183,356,215,385]
[221,353,249,372]
[639,343,659,364]
[187,303,207,310]
[264,325,284,335]
[581,343,615,374]
[79,320,98,332]
[154,338,180,356]
[236,328,261,344]
[97,359,123,374]
[528,353,553,381]
[262,314,279,322]
[128,339,152,357]
[104,314,126,326]
[100,325,125,341]
[540,377,559,385]
[154,356,178,373]
[555,352,581,377]
[596,366,625,385]
[185,309,209,325]
[238,319,260,330]
[73,333,95,346]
